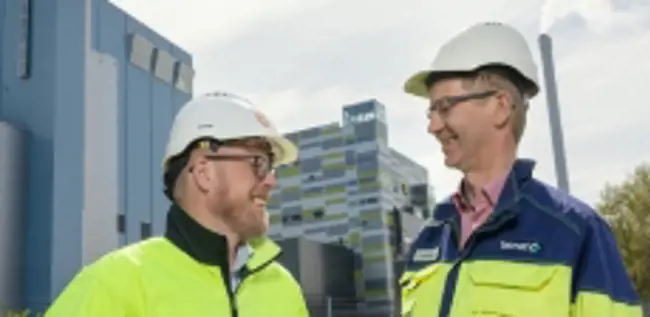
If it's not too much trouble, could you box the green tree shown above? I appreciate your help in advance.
[597,163,650,300]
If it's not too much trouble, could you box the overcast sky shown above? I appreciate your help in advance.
[111,0,649,206]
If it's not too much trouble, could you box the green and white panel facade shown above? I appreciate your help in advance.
[268,100,434,315]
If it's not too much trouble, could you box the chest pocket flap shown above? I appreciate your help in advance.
[462,261,570,317]
[466,261,558,291]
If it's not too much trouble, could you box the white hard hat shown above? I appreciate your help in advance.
[404,22,540,98]
[162,91,298,169]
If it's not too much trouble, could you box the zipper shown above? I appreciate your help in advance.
[438,210,517,317]
[227,252,282,316]
[226,280,239,317]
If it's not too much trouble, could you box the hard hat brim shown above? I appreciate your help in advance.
[267,135,299,167]
[404,70,434,98]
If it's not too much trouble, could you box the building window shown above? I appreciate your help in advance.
[18,0,33,79]
[140,222,152,240]
[117,214,125,233]
[129,33,155,71]
[174,62,194,94]
[153,48,177,83]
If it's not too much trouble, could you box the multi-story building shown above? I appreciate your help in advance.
[267,99,435,316]
[0,0,192,312]
[276,237,358,317]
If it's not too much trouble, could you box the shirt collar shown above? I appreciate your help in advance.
[434,158,536,222]
[232,244,253,273]
[453,172,508,212]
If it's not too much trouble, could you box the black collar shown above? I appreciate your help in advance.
[164,204,229,268]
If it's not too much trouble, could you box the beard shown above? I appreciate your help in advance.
[215,183,269,241]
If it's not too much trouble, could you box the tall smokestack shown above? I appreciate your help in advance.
[539,33,570,193]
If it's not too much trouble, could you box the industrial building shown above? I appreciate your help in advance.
[0,0,193,313]
[267,100,434,316]
[276,237,358,317]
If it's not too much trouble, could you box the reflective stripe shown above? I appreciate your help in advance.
[400,263,453,317]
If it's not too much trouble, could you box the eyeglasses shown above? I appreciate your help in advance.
[427,90,497,118]
[204,154,275,179]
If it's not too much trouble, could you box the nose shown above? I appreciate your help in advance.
[427,111,445,135]
[260,170,278,188]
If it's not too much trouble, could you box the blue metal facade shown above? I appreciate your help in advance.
[0,0,192,311]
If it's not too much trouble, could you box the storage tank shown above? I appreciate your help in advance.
[0,121,28,310]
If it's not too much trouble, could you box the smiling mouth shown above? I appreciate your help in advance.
[252,197,267,207]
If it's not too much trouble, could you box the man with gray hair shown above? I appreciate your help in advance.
[398,22,641,317]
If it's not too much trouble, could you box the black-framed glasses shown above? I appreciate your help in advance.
[427,90,497,118]
[204,154,275,179]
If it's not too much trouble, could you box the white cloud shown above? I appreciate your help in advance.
[112,0,650,206]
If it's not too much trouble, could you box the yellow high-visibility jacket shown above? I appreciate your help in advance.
[46,205,309,317]
[400,159,643,317]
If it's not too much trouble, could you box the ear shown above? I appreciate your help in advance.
[492,91,513,128]
[190,158,213,193]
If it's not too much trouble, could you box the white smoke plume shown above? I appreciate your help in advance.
[540,0,615,33]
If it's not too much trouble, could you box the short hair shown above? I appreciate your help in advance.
[427,66,529,143]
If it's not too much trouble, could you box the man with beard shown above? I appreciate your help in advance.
[46,92,310,317]
[398,22,642,317]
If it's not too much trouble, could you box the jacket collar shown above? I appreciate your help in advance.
[164,204,282,271]
[434,158,536,223]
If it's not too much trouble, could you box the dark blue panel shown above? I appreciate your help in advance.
[22,136,54,310]
[345,150,356,165]
[322,137,342,149]
[302,186,323,195]
[323,169,345,179]
[149,38,173,234]
[300,157,322,173]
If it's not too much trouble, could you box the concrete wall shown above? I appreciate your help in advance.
[0,0,192,311]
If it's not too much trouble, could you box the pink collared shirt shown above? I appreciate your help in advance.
[452,175,507,249]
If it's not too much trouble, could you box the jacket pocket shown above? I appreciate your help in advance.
[463,262,570,317]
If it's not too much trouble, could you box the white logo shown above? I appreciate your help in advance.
[412,247,440,262]
[500,240,542,253]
